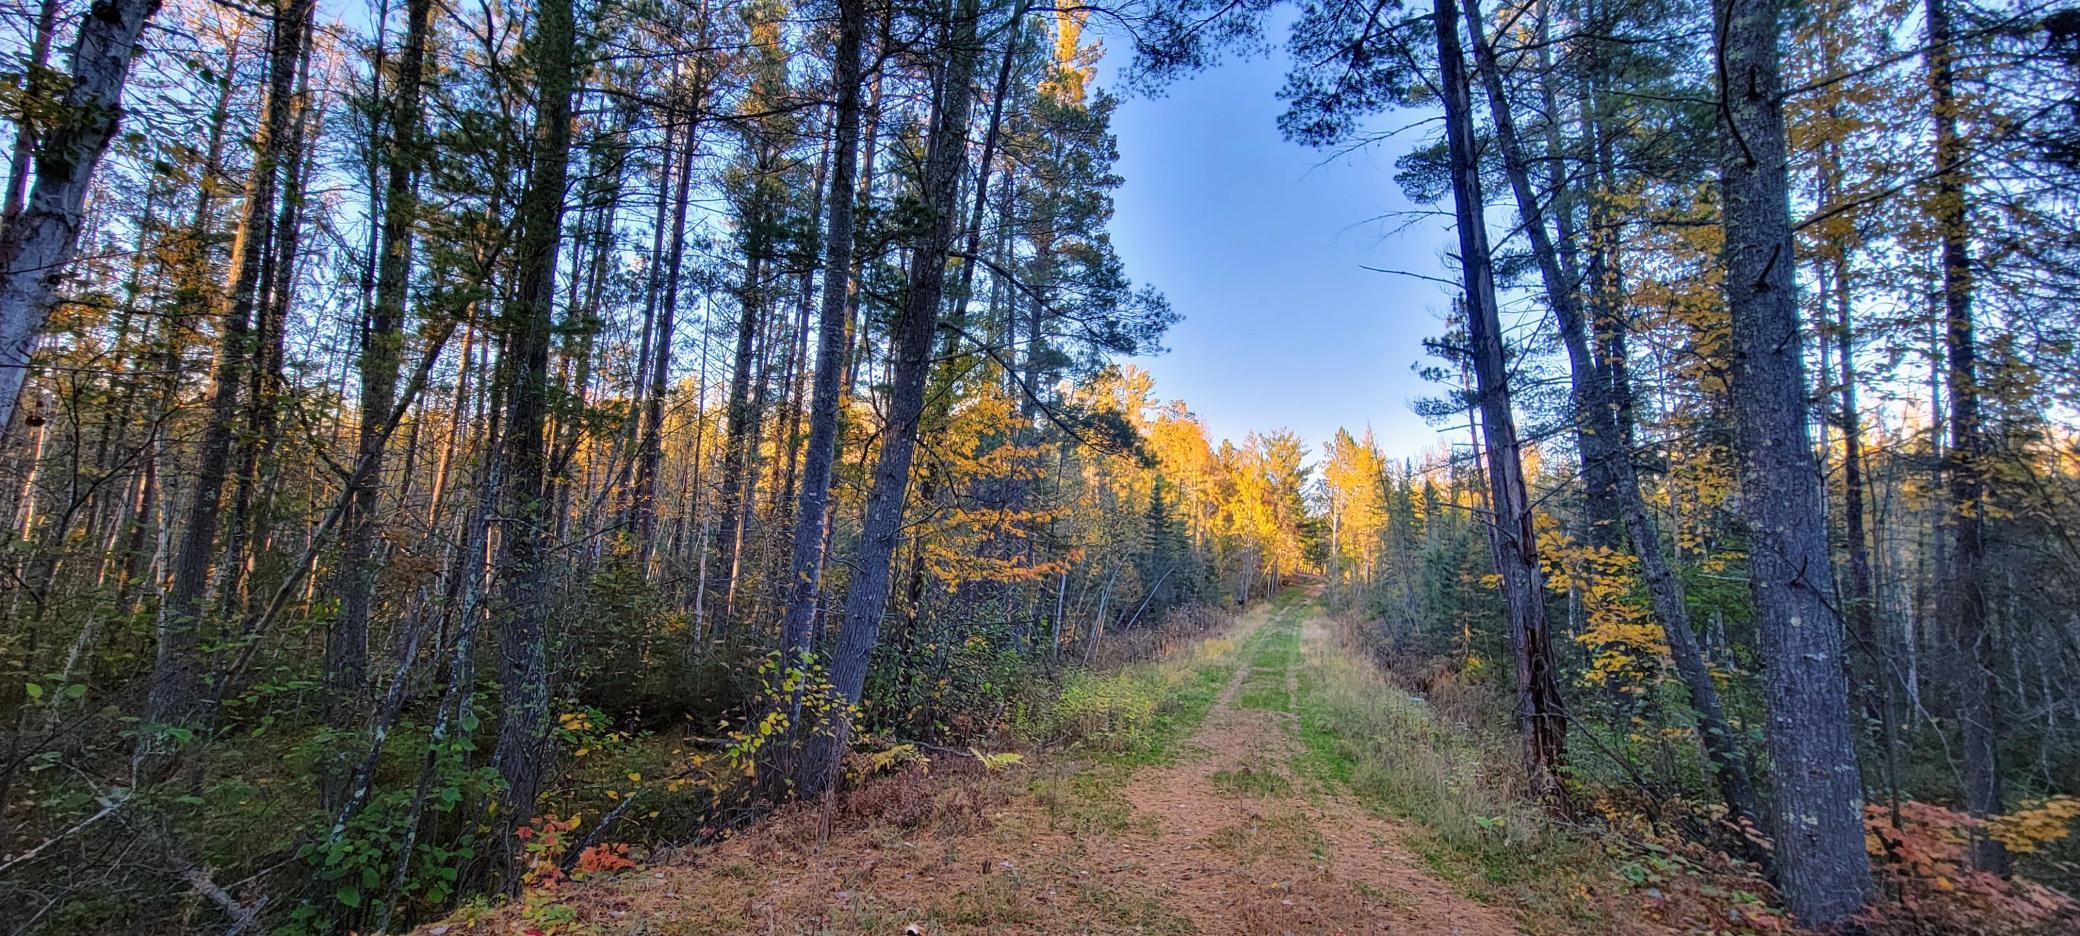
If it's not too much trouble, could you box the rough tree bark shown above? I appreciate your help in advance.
[1432,0,1567,799]
[488,0,577,883]
[801,0,982,798]
[778,0,869,662]
[1714,0,1874,919]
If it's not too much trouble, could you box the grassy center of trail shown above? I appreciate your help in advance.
[1234,597,1303,714]
[1144,589,1626,933]
[439,593,1613,934]
[1016,589,1526,936]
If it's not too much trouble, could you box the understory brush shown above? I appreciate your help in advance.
[1015,601,1250,837]
[1318,612,2080,934]
[1013,613,1238,761]
[1293,620,1641,932]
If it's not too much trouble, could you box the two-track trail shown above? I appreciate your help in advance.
[1094,598,1519,935]
[429,597,1524,934]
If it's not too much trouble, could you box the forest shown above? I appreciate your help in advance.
[0,0,2075,930]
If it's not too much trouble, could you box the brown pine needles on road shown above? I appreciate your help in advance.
[423,601,1526,935]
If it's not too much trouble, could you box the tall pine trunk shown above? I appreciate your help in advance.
[1814,111,1902,815]
[1924,0,2005,874]
[488,0,577,883]
[1432,0,1567,799]
[144,0,311,738]
[1462,0,1759,832]
[802,0,982,798]
[709,219,768,635]
[328,0,434,811]
[779,0,869,662]
[636,95,702,574]
[1714,0,1873,919]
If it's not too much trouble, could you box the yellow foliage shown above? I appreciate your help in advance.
[918,385,1069,587]
[1536,511,1665,691]
[851,742,930,780]
[1321,428,1389,583]
[971,749,1024,771]
[1989,796,2080,855]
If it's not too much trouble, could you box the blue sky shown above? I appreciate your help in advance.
[1101,33,1458,462]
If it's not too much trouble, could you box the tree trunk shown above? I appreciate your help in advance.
[217,27,315,614]
[779,0,869,662]
[143,0,310,737]
[1432,0,1567,799]
[1463,0,1759,832]
[1819,141,1902,819]
[1,0,61,226]
[1714,0,1874,919]
[328,0,433,812]
[802,0,981,797]
[488,0,577,884]
[709,232,767,635]
[1924,0,2005,874]
[0,0,165,437]
[636,97,701,574]
[237,36,318,600]
[844,26,890,397]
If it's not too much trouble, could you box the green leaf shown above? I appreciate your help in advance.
[336,886,362,908]
[24,683,41,700]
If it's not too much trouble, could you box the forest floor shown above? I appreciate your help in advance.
[426,596,1656,935]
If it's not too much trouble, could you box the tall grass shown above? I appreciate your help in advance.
[1298,632,1547,852]
[1295,617,1617,929]
[1013,621,1239,762]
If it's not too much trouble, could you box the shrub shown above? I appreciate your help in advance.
[1865,800,2080,934]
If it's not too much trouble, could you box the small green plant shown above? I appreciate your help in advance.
[1210,764,1292,797]
[290,724,500,933]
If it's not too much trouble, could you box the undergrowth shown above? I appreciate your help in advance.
[1012,616,1240,765]
[1291,604,2080,935]
[1017,599,1254,835]
[1290,610,1666,933]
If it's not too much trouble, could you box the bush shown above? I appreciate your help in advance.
[1017,668,1167,753]
[1865,800,2080,934]
[1014,612,1238,758]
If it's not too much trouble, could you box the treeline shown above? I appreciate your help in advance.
[1229,0,2080,927]
[4,0,2079,928]
[0,0,1347,930]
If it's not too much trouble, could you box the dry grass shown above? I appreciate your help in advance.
[1209,763,1292,797]
[1296,623,1542,850]
[1292,617,1658,933]
[1204,806,1327,866]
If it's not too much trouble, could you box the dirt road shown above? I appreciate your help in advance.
[432,598,1523,934]
[1096,600,1520,935]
